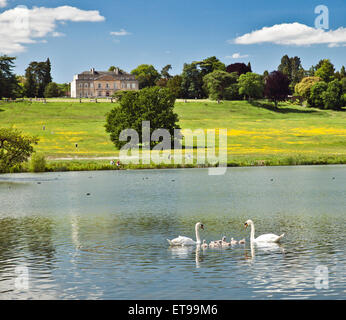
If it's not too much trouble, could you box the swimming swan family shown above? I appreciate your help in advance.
[167,220,284,247]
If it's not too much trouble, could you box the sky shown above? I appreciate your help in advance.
[0,0,345,83]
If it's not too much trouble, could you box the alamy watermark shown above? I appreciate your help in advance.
[14,265,29,291]
[314,5,329,30]
[314,265,329,290]
[119,121,228,175]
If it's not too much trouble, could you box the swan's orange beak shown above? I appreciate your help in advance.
[244,223,248,229]
[201,224,204,230]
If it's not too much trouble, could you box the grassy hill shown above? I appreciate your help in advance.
[1,99,346,169]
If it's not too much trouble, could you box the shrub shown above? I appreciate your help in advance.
[308,81,328,108]
[30,153,46,172]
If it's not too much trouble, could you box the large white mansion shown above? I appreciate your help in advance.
[70,67,139,98]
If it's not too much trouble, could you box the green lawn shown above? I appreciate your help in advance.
[1,99,346,168]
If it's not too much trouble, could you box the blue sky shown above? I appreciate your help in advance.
[1,0,345,83]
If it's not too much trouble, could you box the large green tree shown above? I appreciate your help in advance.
[0,128,38,173]
[295,76,321,100]
[180,62,204,99]
[166,75,183,98]
[278,55,305,93]
[238,72,264,100]
[131,64,161,89]
[315,59,335,83]
[105,87,180,149]
[203,70,239,100]
[24,58,53,97]
[308,81,328,108]
[322,80,343,110]
[0,56,19,99]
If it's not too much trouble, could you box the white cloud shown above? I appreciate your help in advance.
[51,31,65,37]
[110,28,131,36]
[225,53,249,59]
[0,5,105,54]
[232,22,346,47]
[0,0,7,8]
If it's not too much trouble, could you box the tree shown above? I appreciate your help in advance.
[278,55,305,93]
[238,72,264,100]
[315,59,335,82]
[340,66,346,78]
[322,80,343,110]
[264,71,290,107]
[226,63,251,76]
[198,56,226,77]
[108,66,125,74]
[341,77,346,93]
[24,67,37,97]
[203,70,239,100]
[308,81,328,108]
[24,59,53,97]
[180,62,204,99]
[105,87,180,149]
[0,128,38,173]
[0,56,19,99]
[161,64,172,79]
[295,76,321,100]
[44,82,61,98]
[131,64,161,89]
[166,75,183,98]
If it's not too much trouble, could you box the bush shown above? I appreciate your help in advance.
[322,80,343,110]
[308,81,328,108]
[30,153,46,172]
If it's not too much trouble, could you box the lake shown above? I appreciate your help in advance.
[0,166,345,300]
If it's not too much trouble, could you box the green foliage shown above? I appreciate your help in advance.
[315,59,335,82]
[238,72,264,100]
[181,62,204,99]
[341,77,346,93]
[166,75,183,98]
[321,80,343,110]
[308,81,328,108]
[0,56,19,99]
[0,128,38,173]
[44,82,61,98]
[105,87,180,149]
[131,64,161,89]
[24,58,53,97]
[278,55,305,93]
[160,65,172,79]
[112,90,132,101]
[295,76,321,100]
[203,70,239,100]
[198,56,226,76]
[30,153,46,172]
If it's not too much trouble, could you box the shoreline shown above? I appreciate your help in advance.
[2,155,346,174]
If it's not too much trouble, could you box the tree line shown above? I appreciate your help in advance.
[129,55,346,110]
[1,54,345,109]
[0,56,69,99]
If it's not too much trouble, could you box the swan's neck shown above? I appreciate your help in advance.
[250,222,255,242]
[195,224,201,244]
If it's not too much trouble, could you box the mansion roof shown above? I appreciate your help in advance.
[77,69,136,81]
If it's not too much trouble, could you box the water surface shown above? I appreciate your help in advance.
[0,166,345,299]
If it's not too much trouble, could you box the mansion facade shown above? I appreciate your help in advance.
[70,68,139,98]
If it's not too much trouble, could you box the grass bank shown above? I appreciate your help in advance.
[1,99,345,172]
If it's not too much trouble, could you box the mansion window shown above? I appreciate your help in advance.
[98,83,102,89]
[127,83,131,89]
[106,83,109,89]
[131,83,136,89]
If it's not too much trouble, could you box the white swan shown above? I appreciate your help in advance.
[167,222,204,246]
[244,219,284,243]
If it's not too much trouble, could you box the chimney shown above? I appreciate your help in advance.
[114,67,119,75]
[91,68,95,74]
